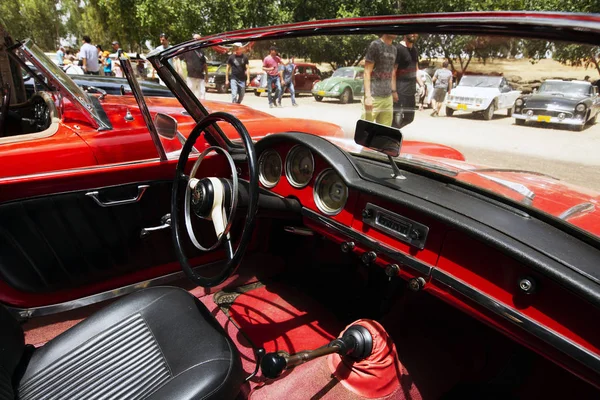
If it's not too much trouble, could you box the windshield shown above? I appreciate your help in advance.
[539,81,591,96]
[161,31,600,239]
[17,40,110,130]
[332,68,355,79]
[458,75,502,88]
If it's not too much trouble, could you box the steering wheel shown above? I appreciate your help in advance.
[0,83,10,137]
[171,112,259,288]
[30,93,52,132]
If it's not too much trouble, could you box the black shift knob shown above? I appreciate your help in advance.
[260,352,287,379]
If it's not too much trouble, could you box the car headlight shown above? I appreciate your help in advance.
[331,84,340,92]
[515,98,523,107]
[576,103,586,112]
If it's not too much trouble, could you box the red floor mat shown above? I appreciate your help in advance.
[227,282,344,354]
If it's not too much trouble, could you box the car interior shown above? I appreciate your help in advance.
[2,16,600,400]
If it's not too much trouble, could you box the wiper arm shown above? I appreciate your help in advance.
[559,202,595,220]
[400,156,536,204]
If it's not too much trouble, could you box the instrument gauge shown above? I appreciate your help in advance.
[259,149,283,188]
[285,145,315,188]
[314,169,348,215]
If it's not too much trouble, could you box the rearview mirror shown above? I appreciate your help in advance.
[154,113,177,139]
[354,119,403,157]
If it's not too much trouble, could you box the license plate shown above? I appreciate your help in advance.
[257,88,266,93]
[457,104,467,110]
[318,90,325,96]
[537,115,551,122]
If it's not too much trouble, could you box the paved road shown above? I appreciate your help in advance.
[205,91,600,191]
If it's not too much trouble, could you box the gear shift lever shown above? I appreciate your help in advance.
[260,324,373,379]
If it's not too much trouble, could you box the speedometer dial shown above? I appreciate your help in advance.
[259,149,282,188]
[285,145,314,188]
[314,169,348,215]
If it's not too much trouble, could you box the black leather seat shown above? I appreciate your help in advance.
[0,287,243,400]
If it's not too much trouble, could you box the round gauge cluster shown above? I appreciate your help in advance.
[314,169,348,215]
[285,145,315,188]
[258,149,283,188]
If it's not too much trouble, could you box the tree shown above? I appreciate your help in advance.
[553,43,600,77]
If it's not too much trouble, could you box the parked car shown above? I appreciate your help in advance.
[254,62,321,96]
[513,79,600,131]
[24,70,174,98]
[445,75,521,119]
[311,66,364,103]
[206,63,259,93]
[2,13,600,400]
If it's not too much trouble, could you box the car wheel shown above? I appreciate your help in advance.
[216,83,226,93]
[507,107,513,117]
[445,107,454,117]
[339,88,352,104]
[254,91,261,97]
[483,102,495,120]
[515,118,525,126]
[314,95,323,102]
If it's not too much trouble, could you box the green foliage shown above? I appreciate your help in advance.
[0,0,598,76]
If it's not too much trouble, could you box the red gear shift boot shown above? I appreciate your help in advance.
[327,319,422,399]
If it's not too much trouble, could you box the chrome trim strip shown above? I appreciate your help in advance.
[302,207,433,276]
[4,260,225,320]
[432,269,600,374]
[559,202,596,221]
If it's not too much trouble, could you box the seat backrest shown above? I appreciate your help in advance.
[0,306,24,400]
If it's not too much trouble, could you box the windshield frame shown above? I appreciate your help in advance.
[14,39,112,130]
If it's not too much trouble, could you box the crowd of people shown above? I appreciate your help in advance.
[363,33,453,130]
[54,33,172,80]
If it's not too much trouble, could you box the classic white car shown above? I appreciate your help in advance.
[445,75,521,120]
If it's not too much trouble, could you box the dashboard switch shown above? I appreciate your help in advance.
[361,251,377,265]
[408,277,426,292]
[341,241,355,253]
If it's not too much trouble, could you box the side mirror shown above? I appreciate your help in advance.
[354,119,402,157]
[154,113,178,139]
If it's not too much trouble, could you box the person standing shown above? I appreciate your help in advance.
[278,57,298,107]
[56,46,65,66]
[225,43,250,104]
[431,60,453,117]
[102,51,113,76]
[393,33,423,128]
[182,33,208,100]
[262,46,282,108]
[80,36,100,75]
[362,34,398,126]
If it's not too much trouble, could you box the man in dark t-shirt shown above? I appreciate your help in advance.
[362,34,398,126]
[182,34,208,100]
[394,34,423,129]
[226,43,250,104]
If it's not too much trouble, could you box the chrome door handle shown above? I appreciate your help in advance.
[86,184,150,207]
[141,214,171,238]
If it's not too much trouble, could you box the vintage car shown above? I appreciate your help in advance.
[254,62,321,96]
[445,74,521,119]
[513,79,600,131]
[1,12,600,400]
[23,65,174,97]
[311,66,364,103]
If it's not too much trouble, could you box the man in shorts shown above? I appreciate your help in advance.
[362,34,398,126]
[431,60,453,117]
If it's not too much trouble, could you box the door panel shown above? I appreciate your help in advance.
[0,181,175,293]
